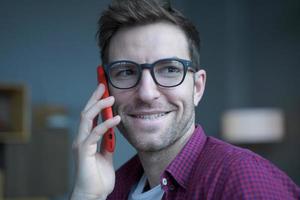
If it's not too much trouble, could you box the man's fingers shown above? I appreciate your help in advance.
[82,96,114,121]
[85,115,121,145]
[83,84,105,112]
[76,96,115,144]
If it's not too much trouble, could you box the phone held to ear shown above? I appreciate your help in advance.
[93,66,115,152]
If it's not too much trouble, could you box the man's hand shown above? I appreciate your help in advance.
[71,84,121,200]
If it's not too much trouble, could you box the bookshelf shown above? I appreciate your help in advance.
[0,84,30,143]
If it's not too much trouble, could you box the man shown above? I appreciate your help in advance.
[71,0,300,199]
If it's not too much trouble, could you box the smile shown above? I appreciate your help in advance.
[129,112,171,120]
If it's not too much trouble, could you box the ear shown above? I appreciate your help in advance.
[194,69,206,106]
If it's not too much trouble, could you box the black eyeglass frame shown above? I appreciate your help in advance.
[103,57,195,89]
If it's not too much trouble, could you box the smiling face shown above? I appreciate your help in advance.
[108,22,206,152]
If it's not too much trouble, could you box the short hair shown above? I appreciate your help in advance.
[96,0,201,70]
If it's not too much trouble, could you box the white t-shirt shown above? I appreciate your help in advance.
[128,174,164,200]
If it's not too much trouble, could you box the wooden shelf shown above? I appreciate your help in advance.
[0,84,30,143]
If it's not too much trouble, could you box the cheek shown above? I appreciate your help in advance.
[168,78,194,103]
[173,81,195,113]
[167,88,194,113]
[110,89,132,113]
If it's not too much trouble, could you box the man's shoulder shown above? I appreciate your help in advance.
[200,136,287,176]
[191,136,300,199]
[201,136,257,165]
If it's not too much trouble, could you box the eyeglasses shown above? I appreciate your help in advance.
[103,58,195,89]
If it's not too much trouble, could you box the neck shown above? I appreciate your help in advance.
[137,124,195,188]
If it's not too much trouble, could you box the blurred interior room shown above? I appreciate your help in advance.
[0,0,299,199]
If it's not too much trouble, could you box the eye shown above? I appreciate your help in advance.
[116,69,135,76]
[110,63,138,79]
[165,66,181,73]
[155,61,184,77]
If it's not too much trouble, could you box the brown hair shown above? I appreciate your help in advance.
[96,0,201,70]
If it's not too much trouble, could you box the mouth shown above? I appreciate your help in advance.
[129,111,172,120]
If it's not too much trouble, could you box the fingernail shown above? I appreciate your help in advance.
[98,84,105,90]
[107,96,114,101]
[114,115,121,121]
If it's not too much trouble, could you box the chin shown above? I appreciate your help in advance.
[119,126,169,151]
[134,132,180,153]
[133,141,168,152]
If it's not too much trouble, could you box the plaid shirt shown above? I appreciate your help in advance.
[107,125,300,199]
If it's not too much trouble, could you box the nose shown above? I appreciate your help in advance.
[136,69,160,102]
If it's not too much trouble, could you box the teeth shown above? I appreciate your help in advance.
[134,113,166,119]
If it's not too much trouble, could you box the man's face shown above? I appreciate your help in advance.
[108,22,206,152]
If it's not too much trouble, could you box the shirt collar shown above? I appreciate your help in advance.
[164,124,207,189]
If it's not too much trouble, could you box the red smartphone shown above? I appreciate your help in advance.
[93,66,115,152]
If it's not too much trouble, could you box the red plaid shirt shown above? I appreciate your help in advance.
[107,125,300,199]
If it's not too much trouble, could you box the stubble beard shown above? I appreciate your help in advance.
[116,100,196,153]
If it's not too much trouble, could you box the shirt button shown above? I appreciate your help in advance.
[162,178,168,186]
[169,185,175,191]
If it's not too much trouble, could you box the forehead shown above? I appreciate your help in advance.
[108,22,190,63]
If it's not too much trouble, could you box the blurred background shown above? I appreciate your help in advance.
[0,0,299,199]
